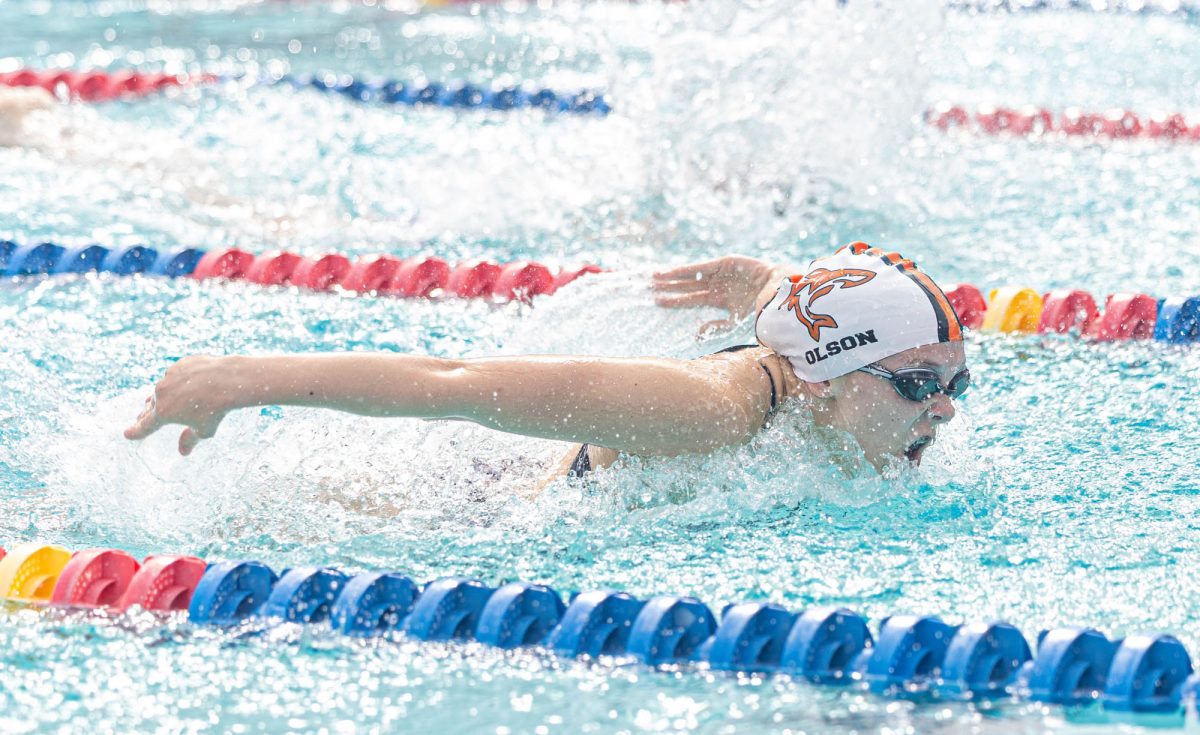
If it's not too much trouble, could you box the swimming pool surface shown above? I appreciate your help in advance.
[2,1,1200,732]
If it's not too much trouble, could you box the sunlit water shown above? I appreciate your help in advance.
[1,0,1199,732]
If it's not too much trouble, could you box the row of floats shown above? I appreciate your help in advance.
[928,101,1200,142]
[0,240,598,301]
[4,238,1199,344]
[943,283,1200,343]
[11,65,1200,136]
[286,73,611,115]
[0,542,1198,719]
[0,66,610,115]
[0,68,205,102]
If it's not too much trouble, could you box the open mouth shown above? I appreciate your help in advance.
[904,436,934,464]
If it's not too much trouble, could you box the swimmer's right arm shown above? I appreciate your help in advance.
[123,351,775,457]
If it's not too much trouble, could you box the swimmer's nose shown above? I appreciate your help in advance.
[928,393,956,424]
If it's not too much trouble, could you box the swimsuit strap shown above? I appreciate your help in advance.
[569,345,781,478]
[569,443,592,476]
[714,344,780,421]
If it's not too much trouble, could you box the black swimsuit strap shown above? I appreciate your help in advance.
[715,344,780,419]
[569,345,780,478]
[569,443,592,476]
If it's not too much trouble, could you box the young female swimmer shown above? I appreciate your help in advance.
[123,242,969,479]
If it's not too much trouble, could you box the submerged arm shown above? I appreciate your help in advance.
[124,352,774,457]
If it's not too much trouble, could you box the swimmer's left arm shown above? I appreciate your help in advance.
[124,351,773,457]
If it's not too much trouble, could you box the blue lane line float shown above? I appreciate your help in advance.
[402,577,495,642]
[1103,634,1195,713]
[59,244,109,273]
[1156,297,1200,343]
[939,620,1032,698]
[258,567,349,624]
[546,589,646,658]
[2,242,66,276]
[696,602,797,673]
[330,572,419,637]
[281,73,611,116]
[149,247,205,278]
[474,582,566,650]
[626,595,717,666]
[780,607,872,684]
[188,560,279,625]
[1018,627,1118,706]
[0,242,198,279]
[857,615,957,695]
[101,245,158,275]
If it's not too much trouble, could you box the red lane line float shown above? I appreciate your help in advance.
[290,253,352,290]
[245,251,303,286]
[0,68,193,101]
[179,248,600,302]
[0,70,43,88]
[118,555,207,613]
[1039,289,1100,335]
[191,247,256,280]
[341,254,403,293]
[492,261,556,300]
[971,286,1169,342]
[387,256,451,297]
[1090,293,1159,341]
[1148,113,1190,139]
[927,102,1196,142]
[942,283,987,330]
[447,260,503,298]
[50,549,140,608]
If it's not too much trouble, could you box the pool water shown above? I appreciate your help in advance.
[2,0,1199,732]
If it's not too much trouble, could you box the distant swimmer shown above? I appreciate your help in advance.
[124,242,969,487]
[0,85,55,147]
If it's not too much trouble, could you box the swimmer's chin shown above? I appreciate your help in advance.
[875,442,933,478]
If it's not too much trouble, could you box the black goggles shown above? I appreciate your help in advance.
[856,364,971,402]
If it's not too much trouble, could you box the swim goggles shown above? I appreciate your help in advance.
[856,364,971,402]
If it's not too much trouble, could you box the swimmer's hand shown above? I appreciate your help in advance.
[123,355,234,455]
[652,255,786,337]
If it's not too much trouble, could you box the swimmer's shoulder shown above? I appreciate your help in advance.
[698,343,788,418]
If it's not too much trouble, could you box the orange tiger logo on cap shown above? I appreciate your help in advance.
[780,268,876,341]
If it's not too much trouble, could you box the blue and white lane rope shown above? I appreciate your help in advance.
[4,542,1200,722]
[272,73,610,115]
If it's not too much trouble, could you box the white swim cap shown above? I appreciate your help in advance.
[755,242,964,383]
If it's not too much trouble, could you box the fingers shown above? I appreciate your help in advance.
[654,292,720,309]
[178,427,203,456]
[123,401,164,440]
[650,277,714,294]
[697,318,735,338]
[651,259,723,282]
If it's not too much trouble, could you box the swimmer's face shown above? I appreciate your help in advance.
[820,341,967,471]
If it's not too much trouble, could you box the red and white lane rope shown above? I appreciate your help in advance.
[927,102,1200,141]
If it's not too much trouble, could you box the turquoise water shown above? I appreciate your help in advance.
[2,1,1200,732]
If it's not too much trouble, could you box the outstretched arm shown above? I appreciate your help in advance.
[124,352,774,457]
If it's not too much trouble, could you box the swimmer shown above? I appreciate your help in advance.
[123,242,969,486]
[0,85,57,147]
